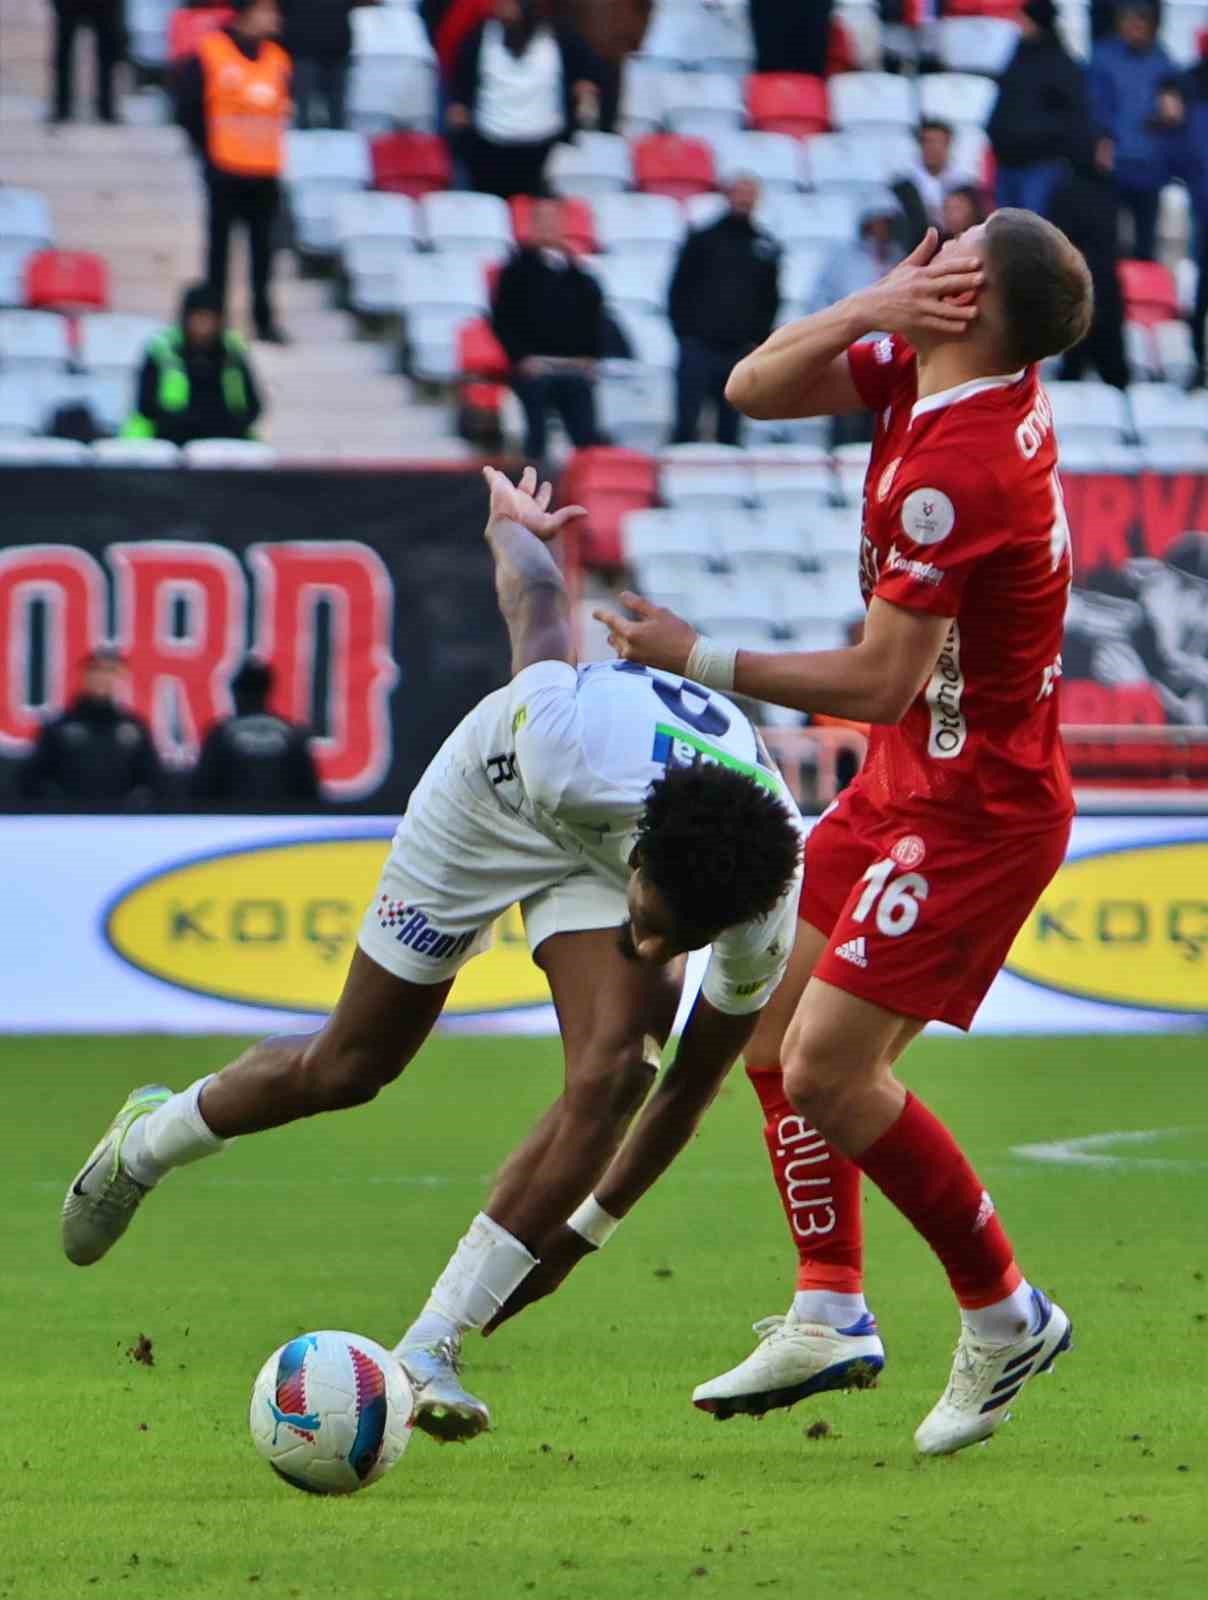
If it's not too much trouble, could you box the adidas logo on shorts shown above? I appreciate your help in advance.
[835,936,869,969]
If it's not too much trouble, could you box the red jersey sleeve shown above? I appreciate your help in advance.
[873,452,1004,617]
[846,334,916,412]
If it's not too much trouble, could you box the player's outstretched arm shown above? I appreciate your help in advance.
[482,465,587,677]
[726,229,982,421]
[593,594,953,724]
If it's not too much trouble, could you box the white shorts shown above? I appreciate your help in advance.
[357,738,627,987]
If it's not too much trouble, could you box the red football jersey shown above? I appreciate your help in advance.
[843,334,1074,833]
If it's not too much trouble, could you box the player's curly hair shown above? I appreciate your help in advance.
[634,764,800,935]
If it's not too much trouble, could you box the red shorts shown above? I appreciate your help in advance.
[800,795,1071,1030]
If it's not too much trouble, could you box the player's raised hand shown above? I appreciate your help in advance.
[483,464,587,543]
[592,591,699,674]
[855,226,985,342]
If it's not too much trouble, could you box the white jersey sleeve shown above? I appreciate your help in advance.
[699,853,802,1016]
[507,660,630,824]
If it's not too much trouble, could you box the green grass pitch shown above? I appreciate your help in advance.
[4,1032,1207,1600]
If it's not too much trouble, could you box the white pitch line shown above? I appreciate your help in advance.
[1012,1128,1207,1171]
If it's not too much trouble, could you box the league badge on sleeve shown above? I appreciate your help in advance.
[901,489,955,546]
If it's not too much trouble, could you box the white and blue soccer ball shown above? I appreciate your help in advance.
[249,1330,415,1494]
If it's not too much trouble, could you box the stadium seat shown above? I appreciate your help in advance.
[691,575,780,640]
[334,190,419,255]
[0,309,71,372]
[745,74,829,138]
[0,243,36,309]
[938,16,1020,74]
[1046,380,1132,442]
[633,135,716,200]
[167,6,231,60]
[286,129,372,187]
[0,372,42,436]
[509,195,597,255]
[661,74,746,138]
[1154,319,1197,386]
[709,131,800,193]
[24,250,108,312]
[1119,259,1178,326]
[639,1,754,74]
[592,193,685,258]
[343,238,410,314]
[1176,254,1198,315]
[659,443,755,510]
[370,131,451,197]
[0,189,54,254]
[828,72,915,134]
[547,134,633,198]
[781,557,862,625]
[1057,436,1146,472]
[586,253,673,318]
[78,314,162,378]
[35,370,128,434]
[613,308,676,370]
[399,255,488,317]
[832,437,873,504]
[1129,381,1208,447]
[595,360,676,450]
[422,191,512,258]
[622,507,717,571]
[458,317,509,379]
[91,437,182,467]
[780,247,827,314]
[561,445,658,569]
[682,192,729,233]
[125,0,175,69]
[808,503,864,557]
[719,510,811,575]
[1160,0,1208,65]
[348,5,437,130]
[1124,320,1159,382]
[743,413,830,448]
[619,59,666,138]
[918,72,998,132]
[183,439,279,467]
[802,130,914,195]
[0,436,92,464]
[749,447,836,511]
[766,192,857,250]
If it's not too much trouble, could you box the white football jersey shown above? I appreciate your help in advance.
[461,659,803,1014]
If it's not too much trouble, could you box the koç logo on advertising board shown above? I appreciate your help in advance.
[1006,838,1208,1013]
[104,838,551,1015]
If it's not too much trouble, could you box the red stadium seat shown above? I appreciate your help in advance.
[945,0,1019,15]
[370,132,452,199]
[459,317,509,379]
[24,250,109,312]
[168,7,232,61]
[745,75,829,139]
[560,446,658,570]
[632,135,716,201]
[509,195,597,256]
[1119,259,1178,327]
[826,18,857,76]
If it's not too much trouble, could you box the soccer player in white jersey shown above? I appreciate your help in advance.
[62,466,803,1443]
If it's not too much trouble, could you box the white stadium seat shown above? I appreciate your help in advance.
[832,438,873,505]
[91,438,182,467]
[938,16,1020,75]
[36,371,130,435]
[78,314,162,377]
[1154,319,1198,387]
[1161,0,1208,65]
[595,359,675,450]
[334,191,419,252]
[1125,321,1159,382]
[1129,381,1208,447]
[1045,379,1131,442]
[743,413,831,448]
[0,188,54,251]
[661,73,746,137]
[768,192,857,251]
[682,192,729,233]
[639,2,754,74]
[586,253,673,317]
[420,192,512,257]
[828,72,916,134]
[615,308,677,370]
[548,134,634,198]
[719,510,811,575]
[592,193,685,257]
[619,59,666,137]
[659,443,755,509]
[709,131,801,193]
[781,248,827,313]
[918,72,998,132]
[344,237,410,314]
[622,507,717,571]
[0,309,71,371]
[0,373,40,436]
[749,447,836,509]
[125,0,174,68]
[286,129,372,187]
[0,242,36,308]
[348,5,436,129]
[0,437,91,464]
[808,503,864,558]
[398,254,488,315]
[1058,437,1146,472]
[184,439,279,467]
[802,131,914,197]
[692,576,780,640]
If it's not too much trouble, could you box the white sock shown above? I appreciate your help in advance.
[398,1213,537,1347]
[122,1076,225,1186]
[790,1290,871,1331]
[961,1278,1037,1345]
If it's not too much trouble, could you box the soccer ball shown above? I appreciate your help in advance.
[249,1330,415,1494]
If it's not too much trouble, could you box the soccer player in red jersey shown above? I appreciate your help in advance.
[593,212,1093,1454]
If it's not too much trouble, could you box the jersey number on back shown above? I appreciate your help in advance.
[616,662,732,737]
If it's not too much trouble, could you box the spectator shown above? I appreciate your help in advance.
[491,196,605,460]
[810,192,904,313]
[282,0,372,130]
[48,0,123,125]
[667,177,780,446]
[749,0,833,76]
[20,650,162,811]
[880,0,941,76]
[448,0,602,199]
[989,1,1098,220]
[193,660,321,807]
[124,283,263,446]
[941,184,988,240]
[892,119,973,248]
[422,0,494,84]
[1089,2,1183,260]
[1180,31,1208,386]
[176,0,291,343]
[1049,161,1129,388]
[1092,0,1162,38]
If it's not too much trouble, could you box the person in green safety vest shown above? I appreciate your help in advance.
[124,282,263,446]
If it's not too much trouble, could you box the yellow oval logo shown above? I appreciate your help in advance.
[1006,838,1208,1014]
[105,836,551,1016]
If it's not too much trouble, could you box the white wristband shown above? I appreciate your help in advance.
[566,1194,620,1249]
[684,635,738,693]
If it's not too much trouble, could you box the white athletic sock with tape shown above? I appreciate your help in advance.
[122,1076,225,1186]
[405,1213,538,1343]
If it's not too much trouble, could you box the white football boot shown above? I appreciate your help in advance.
[693,1312,885,1420]
[396,1332,491,1443]
[914,1288,1072,1455]
[61,1084,170,1266]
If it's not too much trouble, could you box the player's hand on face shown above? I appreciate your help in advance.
[856,227,984,342]
[483,464,587,543]
[480,1225,596,1338]
[592,592,698,675]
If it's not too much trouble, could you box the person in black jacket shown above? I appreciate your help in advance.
[282,0,371,129]
[750,0,833,75]
[988,0,1098,219]
[48,0,124,125]
[491,197,605,460]
[667,176,781,446]
[21,650,163,811]
[1049,161,1129,388]
[125,283,263,446]
[192,659,321,808]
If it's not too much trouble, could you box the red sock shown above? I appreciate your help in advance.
[856,1092,1021,1309]
[747,1063,863,1296]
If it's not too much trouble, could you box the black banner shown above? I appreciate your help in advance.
[0,466,510,812]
